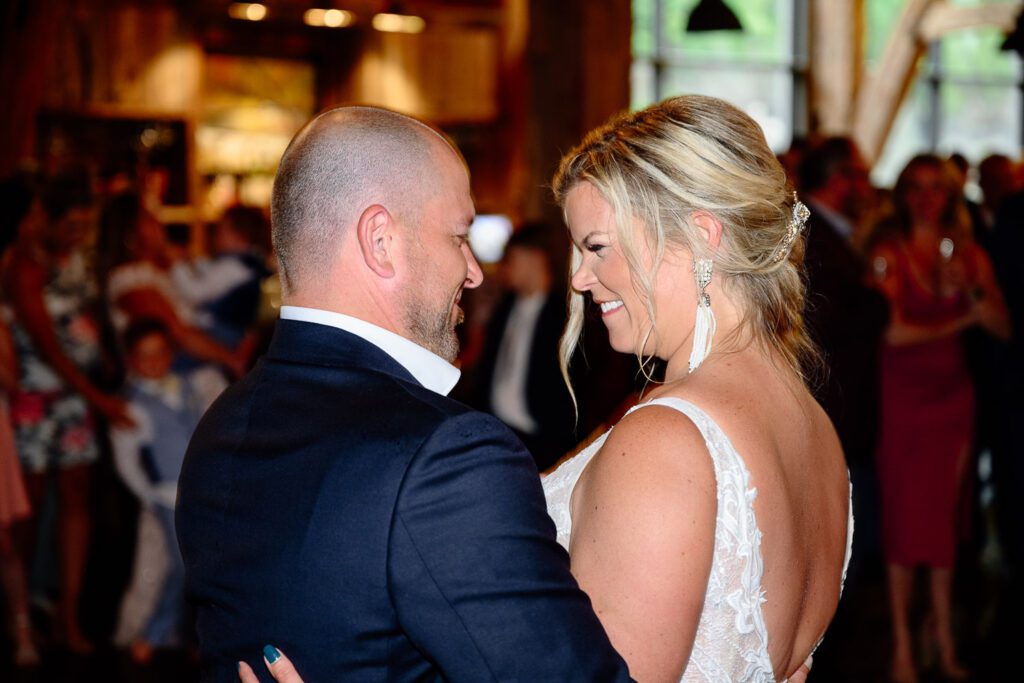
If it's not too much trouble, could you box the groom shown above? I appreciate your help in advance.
[176,106,630,682]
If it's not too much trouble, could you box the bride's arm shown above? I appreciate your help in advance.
[568,405,716,683]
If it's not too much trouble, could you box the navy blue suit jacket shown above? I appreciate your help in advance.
[177,319,630,682]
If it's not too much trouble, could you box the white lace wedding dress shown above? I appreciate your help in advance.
[542,397,854,683]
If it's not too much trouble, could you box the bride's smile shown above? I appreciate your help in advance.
[598,299,624,315]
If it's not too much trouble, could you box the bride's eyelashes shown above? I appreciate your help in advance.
[584,240,608,256]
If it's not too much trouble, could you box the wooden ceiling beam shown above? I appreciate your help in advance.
[810,0,864,135]
[851,0,1022,165]
[851,0,936,164]
[917,1,1021,43]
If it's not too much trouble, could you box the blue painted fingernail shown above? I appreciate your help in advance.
[237,661,242,672]
[263,645,281,664]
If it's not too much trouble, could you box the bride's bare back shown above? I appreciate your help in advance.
[674,351,850,678]
[566,346,850,682]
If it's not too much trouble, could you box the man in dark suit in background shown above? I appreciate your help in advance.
[988,188,1024,616]
[468,223,576,471]
[176,106,629,682]
[800,136,890,568]
[801,137,890,473]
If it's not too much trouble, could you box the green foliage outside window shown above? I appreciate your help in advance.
[942,24,1018,79]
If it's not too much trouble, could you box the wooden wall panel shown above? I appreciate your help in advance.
[810,0,863,134]
[334,26,499,124]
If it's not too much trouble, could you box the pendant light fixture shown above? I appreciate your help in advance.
[686,0,743,33]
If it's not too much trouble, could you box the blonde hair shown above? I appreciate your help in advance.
[553,95,818,398]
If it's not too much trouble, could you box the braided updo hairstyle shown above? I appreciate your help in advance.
[553,94,819,389]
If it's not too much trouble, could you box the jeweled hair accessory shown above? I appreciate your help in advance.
[770,196,811,263]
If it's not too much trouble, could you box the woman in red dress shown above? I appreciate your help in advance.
[870,154,1010,683]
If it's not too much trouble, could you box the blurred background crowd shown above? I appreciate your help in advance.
[1,1,1023,681]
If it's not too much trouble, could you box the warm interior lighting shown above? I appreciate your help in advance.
[372,12,426,34]
[304,8,354,28]
[228,3,267,22]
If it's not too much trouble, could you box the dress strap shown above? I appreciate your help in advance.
[631,395,774,680]
[624,396,751,488]
[627,396,719,442]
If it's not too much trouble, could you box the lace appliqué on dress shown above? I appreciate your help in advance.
[542,397,777,682]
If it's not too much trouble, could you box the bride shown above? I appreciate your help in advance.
[542,94,852,682]
[240,95,850,683]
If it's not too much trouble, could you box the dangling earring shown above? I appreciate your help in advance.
[688,257,716,373]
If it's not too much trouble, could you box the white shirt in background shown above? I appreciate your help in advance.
[490,294,546,434]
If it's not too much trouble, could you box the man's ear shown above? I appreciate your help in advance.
[690,210,723,250]
[356,204,396,278]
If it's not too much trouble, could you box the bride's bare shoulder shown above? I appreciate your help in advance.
[598,401,712,468]
[574,401,718,518]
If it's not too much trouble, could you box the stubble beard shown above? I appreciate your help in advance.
[402,253,462,362]
[401,222,462,362]
[403,294,461,362]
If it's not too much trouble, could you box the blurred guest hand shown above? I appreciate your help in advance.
[937,255,970,297]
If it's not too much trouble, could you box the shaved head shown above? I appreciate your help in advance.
[271,106,458,293]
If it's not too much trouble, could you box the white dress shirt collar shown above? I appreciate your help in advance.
[279,305,460,396]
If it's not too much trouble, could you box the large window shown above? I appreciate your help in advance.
[633,0,1023,185]
[869,0,1023,186]
[631,0,807,152]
